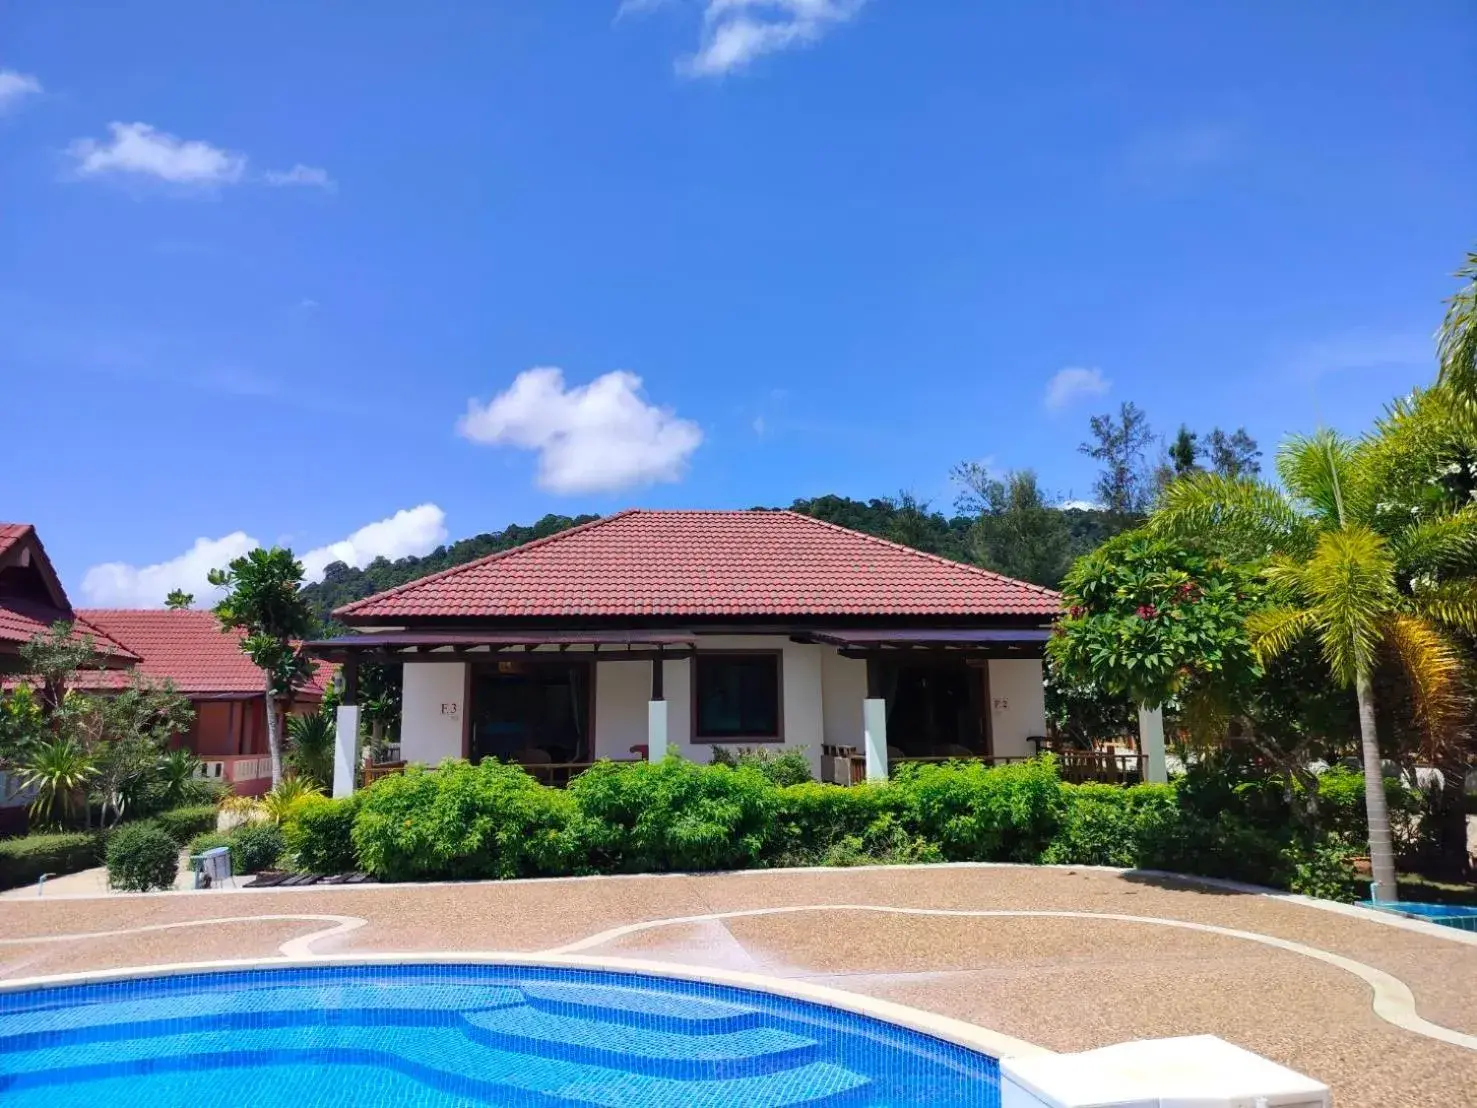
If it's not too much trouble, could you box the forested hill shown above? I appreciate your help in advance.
[301,495,1126,630]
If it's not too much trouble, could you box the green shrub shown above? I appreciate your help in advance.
[889,757,1064,862]
[1136,807,1288,886]
[1283,834,1360,903]
[284,794,361,874]
[105,822,180,892]
[353,760,584,882]
[0,831,105,890]
[152,805,219,845]
[709,746,813,786]
[1313,766,1421,847]
[768,781,899,865]
[230,821,286,874]
[1043,783,1178,867]
[570,756,776,873]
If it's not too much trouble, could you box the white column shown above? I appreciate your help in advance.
[863,698,888,781]
[333,704,360,798]
[648,699,669,762]
[1138,705,1167,784]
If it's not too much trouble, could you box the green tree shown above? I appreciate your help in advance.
[209,548,319,787]
[71,675,194,826]
[1151,428,1477,897]
[1169,426,1202,476]
[164,589,194,610]
[286,711,336,789]
[17,738,96,825]
[1079,402,1155,516]
[952,466,1072,587]
[1206,428,1262,478]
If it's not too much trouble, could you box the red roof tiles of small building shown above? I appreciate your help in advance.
[0,523,32,560]
[69,609,333,698]
[336,509,1062,621]
[0,522,138,659]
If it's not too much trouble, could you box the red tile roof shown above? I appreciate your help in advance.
[0,599,141,659]
[69,609,332,699]
[336,509,1062,621]
[0,523,31,560]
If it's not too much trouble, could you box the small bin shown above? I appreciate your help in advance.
[191,846,232,889]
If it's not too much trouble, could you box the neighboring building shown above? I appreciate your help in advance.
[69,610,331,796]
[1,522,329,801]
[311,510,1078,794]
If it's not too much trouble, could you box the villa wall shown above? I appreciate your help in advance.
[395,643,1047,776]
[986,658,1048,759]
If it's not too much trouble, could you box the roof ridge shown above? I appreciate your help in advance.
[773,510,1063,600]
[333,510,637,618]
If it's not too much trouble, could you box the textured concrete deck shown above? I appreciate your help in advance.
[1,865,1472,1107]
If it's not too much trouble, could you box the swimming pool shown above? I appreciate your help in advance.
[0,963,1002,1107]
[1366,900,1477,934]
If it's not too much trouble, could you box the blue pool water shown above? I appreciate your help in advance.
[0,964,1001,1107]
[1367,900,1477,933]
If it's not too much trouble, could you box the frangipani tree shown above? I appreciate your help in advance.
[210,548,318,788]
[1151,428,1477,898]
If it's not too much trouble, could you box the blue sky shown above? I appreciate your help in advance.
[4,1,1474,605]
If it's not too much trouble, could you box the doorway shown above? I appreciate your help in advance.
[870,657,988,758]
[467,660,592,766]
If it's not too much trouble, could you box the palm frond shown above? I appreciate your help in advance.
[1383,614,1466,745]
[1277,430,1367,526]
[1410,578,1477,634]
[1438,250,1477,409]
[1303,526,1399,684]
[1391,506,1477,575]
[1245,606,1319,666]
[1150,472,1315,559]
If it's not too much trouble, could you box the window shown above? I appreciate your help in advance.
[693,652,782,741]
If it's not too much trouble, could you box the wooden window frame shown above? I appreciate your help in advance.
[689,649,784,744]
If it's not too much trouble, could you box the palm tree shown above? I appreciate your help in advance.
[1151,429,1477,900]
[286,712,336,789]
[19,738,97,826]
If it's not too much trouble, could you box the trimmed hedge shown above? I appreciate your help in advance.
[307,755,1387,903]
[353,760,585,882]
[0,831,105,890]
[153,805,219,845]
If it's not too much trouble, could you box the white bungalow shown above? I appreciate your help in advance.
[310,510,1160,794]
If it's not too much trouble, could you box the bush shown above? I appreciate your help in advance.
[709,746,813,787]
[1313,766,1421,848]
[153,805,219,845]
[106,822,180,892]
[230,821,286,874]
[0,831,105,890]
[353,760,584,882]
[285,794,361,874]
[1283,834,1360,903]
[1043,783,1178,867]
[889,757,1064,862]
[570,756,776,873]
[768,781,899,865]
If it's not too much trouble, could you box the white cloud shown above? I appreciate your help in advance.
[299,505,449,580]
[457,367,703,494]
[82,532,258,608]
[1057,498,1101,511]
[262,163,336,191]
[80,505,448,608]
[0,70,42,112]
[1284,330,1430,382]
[66,122,333,194]
[68,122,247,185]
[1044,366,1110,412]
[625,0,865,77]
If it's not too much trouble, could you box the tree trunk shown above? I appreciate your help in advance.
[264,675,283,788]
[1356,669,1399,901]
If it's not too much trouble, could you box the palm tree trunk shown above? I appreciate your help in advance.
[264,674,283,788]
[1356,669,1399,901]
